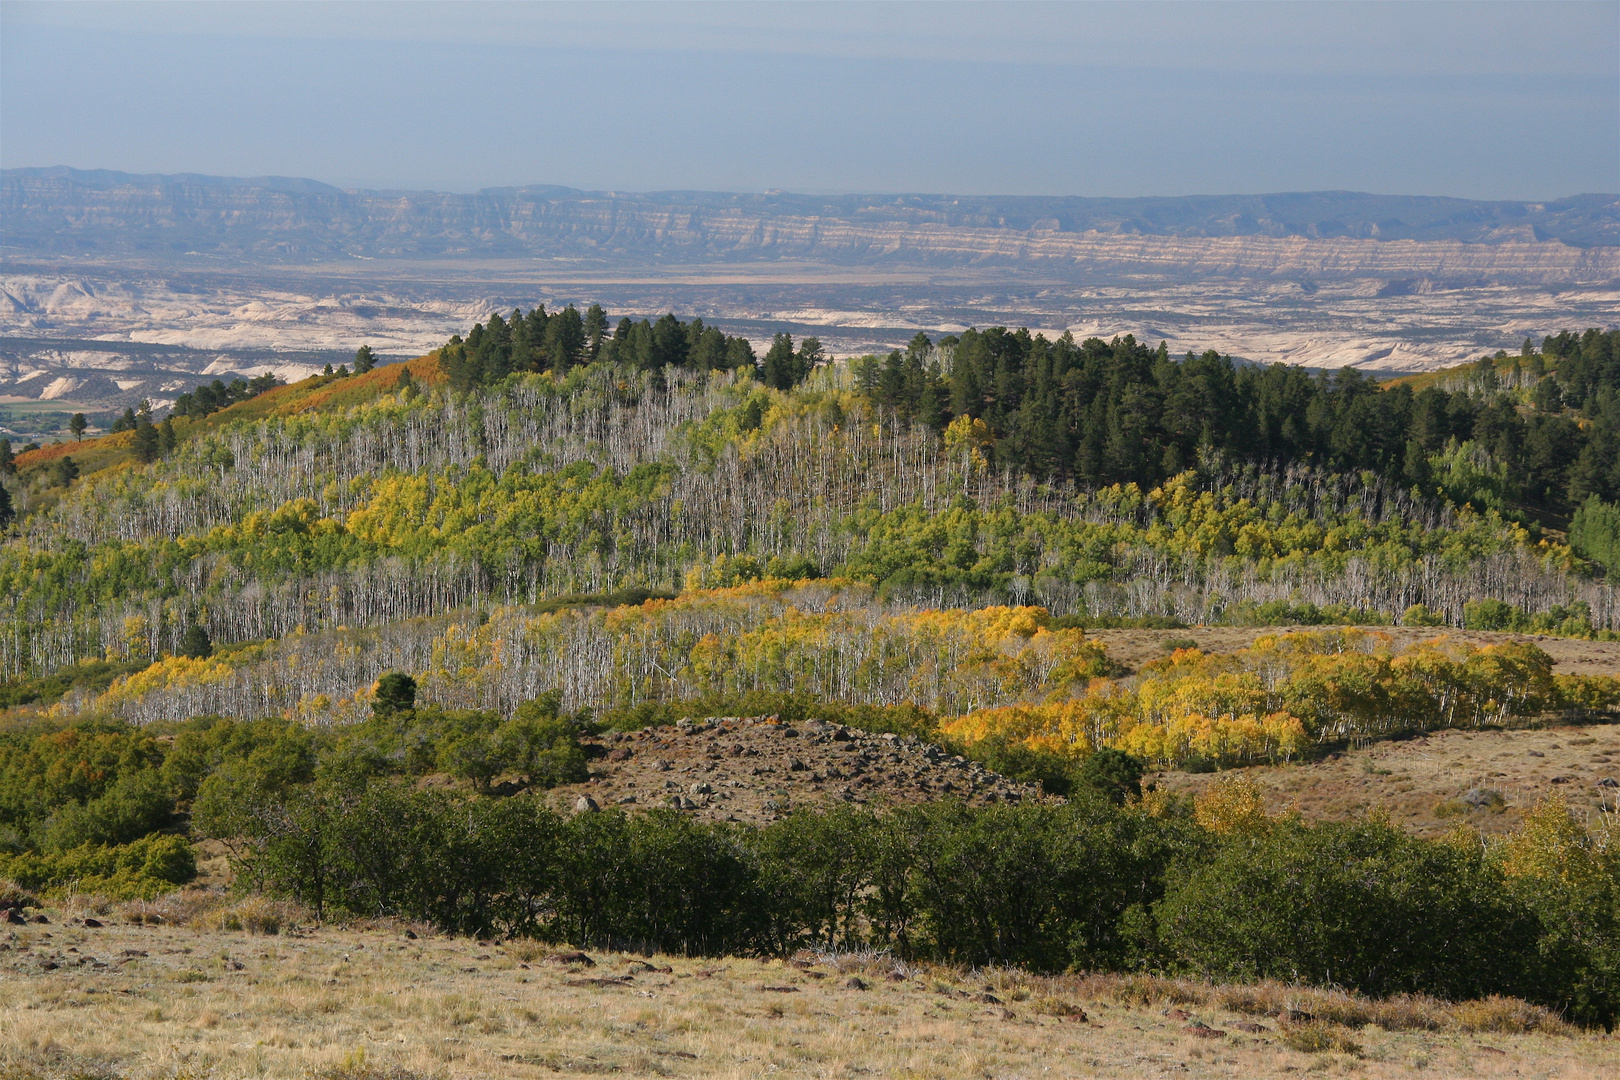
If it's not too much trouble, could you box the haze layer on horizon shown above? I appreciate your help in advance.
[2,0,1617,202]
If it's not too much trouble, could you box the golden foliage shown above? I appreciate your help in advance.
[944,629,1581,769]
[1499,795,1608,889]
[1193,775,1271,836]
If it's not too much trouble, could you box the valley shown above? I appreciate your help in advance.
[3,172,1616,432]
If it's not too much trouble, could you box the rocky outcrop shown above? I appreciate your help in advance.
[551,716,1050,824]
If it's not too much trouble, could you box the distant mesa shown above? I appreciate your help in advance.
[3,168,1616,283]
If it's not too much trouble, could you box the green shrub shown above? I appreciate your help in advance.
[0,833,196,899]
[956,734,1076,797]
[1570,496,1620,575]
[41,769,173,852]
[1465,598,1518,631]
[1076,749,1146,806]
[1401,604,1447,627]
[1157,817,1540,1000]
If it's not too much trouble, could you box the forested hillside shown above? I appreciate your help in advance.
[855,326,1620,514]
[6,309,1620,1027]
[1,310,1617,692]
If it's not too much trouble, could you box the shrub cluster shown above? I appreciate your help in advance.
[0,833,194,899]
[194,771,1620,1027]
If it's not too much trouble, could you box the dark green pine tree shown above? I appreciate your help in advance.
[761,333,797,390]
[650,313,690,370]
[583,304,609,361]
[180,618,213,659]
[797,336,825,383]
[69,413,87,442]
[915,364,947,431]
[439,334,477,392]
[0,483,13,529]
[726,336,757,375]
[132,416,161,464]
[373,672,418,717]
[353,345,375,373]
[546,305,586,374]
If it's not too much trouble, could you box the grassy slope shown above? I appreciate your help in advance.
[1381,352,1544,392]
[1154,716,1620,839]
[11,354,444,477]
[0,904,1604,1080]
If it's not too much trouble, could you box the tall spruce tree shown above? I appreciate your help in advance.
[180,618,213,659]
[762,333,798,390]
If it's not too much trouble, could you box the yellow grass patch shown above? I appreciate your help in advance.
[0,904,1611,1080]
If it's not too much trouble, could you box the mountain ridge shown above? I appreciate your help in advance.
[5,168,1617,280]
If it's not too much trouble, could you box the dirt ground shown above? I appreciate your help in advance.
[1152,718,1620,838]
[544,717,1047,825]
[1,908,1614,1080]
[1085,626,1620,678]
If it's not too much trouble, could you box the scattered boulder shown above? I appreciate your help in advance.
[845,976,870,991]
[1187,1022,1226,1038]
[546,951,595,967]
[558,714,1048,823]
[566,976,632,988]
[574,795,600,813]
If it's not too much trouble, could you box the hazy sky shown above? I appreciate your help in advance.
[3,1,1616,199]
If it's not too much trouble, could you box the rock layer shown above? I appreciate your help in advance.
[6,169,1617,282]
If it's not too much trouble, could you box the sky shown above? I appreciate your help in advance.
[2,1,1617,200]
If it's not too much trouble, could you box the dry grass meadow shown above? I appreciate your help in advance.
[6,624,1620,1077]
[0,893,1616,1080]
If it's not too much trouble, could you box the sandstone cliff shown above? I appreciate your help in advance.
[5,169,1617,283]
